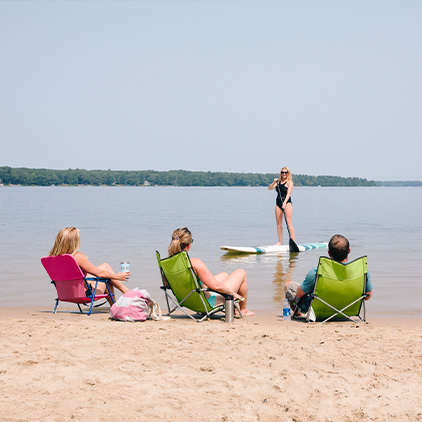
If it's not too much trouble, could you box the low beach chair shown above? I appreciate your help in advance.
[156,250,243,322]
[41,254,115,315]
[293,256,369,323]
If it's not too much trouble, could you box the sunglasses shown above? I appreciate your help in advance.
[280,171,288,174]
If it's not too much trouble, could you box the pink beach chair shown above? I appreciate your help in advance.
[41,254,115,315]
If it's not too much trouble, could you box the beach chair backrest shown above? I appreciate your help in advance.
[313,256,367,320]
[156,251,212,314]
[41,255,87,302]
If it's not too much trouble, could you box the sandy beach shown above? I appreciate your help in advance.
[0,307,421,422]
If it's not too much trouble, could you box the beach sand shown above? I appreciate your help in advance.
[1,307,421,422]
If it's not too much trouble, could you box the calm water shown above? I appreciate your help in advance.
[1,186,421,317]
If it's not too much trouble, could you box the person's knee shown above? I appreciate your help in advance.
[284,281,293,291]
[285,282,300,301]
[235,268,246,278]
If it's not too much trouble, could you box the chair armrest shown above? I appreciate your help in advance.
[85,277,111,282]
[201,288,241,303]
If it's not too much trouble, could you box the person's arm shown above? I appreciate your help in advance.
[282,181,294,208]
[297,267,317,298]
[268,178,279,190]
[365,271,373,300]
[190,258,243,301]
[74,252,129,282]
[296,284,306,299]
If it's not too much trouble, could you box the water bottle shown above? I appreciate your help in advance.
[120,261,130,272]
[225,295,234,323]
[283,299,291,321]
[120,262,130,281]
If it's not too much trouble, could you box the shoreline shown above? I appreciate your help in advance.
[1,306,421,326]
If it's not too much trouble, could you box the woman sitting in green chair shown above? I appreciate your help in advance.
[168,227,255,316]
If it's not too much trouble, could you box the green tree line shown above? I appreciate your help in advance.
[0,166,377,187]
[376,180,422,187]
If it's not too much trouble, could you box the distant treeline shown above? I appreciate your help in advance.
[0,166,377,187]
[376,180,422,187]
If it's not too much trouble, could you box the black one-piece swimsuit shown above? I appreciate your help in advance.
[276,182,292,210]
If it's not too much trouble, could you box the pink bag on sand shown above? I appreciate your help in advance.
[110,288,168,322]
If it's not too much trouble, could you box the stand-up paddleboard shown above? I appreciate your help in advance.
[220,242,328,254]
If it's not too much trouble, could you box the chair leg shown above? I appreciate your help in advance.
[164,292,172,315]
[234,302,243,318]
[105,282,115,304]
[164,292,171,314]
[87,282,99,315]
[87,301,94,315]
[53,299,59,314]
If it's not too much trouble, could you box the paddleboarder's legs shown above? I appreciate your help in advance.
[274,203,295,245]
[283,203,295,242]
[274,203,295,246]
[274,206,284,245]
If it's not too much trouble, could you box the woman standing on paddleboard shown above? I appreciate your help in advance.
[268,167,295,246]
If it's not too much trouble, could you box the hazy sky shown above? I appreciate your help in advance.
[1,1,421,181]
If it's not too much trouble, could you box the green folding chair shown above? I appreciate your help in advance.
[156,250,243,322]
[293,256,369,323]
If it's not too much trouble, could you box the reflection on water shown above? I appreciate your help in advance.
[220,252,266,264]
[272,253,298,306]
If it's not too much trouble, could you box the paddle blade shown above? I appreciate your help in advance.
[289,238,300,253]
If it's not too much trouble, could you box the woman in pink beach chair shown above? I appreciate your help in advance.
[48,226,130,305]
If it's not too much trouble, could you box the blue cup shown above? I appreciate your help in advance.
[120,261,130,274]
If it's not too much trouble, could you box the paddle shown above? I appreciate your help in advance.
[277,182,300,253]
[283,210,300,253]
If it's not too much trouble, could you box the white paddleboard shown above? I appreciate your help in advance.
[220,242,328,254]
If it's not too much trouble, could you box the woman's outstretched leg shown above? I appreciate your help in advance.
[223,269,254,316]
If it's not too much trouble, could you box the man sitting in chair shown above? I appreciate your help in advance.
[285,234,373,315]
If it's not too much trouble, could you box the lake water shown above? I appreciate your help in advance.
[1,186,421,318]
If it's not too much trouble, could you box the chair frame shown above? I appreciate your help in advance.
[156,250,243,322]
[41,255,115,316]
[52,277,115,315]
[292,255,368,324]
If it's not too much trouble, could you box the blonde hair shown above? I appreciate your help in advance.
[49,226,81,256]
[168,227,193,257]
[280,167,292,183]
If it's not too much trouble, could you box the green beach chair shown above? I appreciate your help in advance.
[293,256,369,323]
[156,250,243,322]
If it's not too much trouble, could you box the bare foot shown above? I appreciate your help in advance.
[273,242,281,246]
[239,309,255,316]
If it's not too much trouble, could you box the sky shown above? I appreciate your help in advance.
[0,1,421,181]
